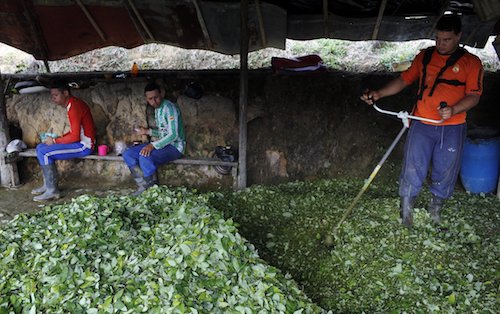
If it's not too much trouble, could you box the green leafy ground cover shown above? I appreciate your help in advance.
[1,180,498,313]
[210,179,499,313]
[0,187,323,313]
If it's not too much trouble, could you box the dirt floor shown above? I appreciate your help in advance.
[0,177,134,224]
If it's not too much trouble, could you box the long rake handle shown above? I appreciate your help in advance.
[333,125,408,238]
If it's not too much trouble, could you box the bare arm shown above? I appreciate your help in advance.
[360,76,408,104]
[438,94,481,120]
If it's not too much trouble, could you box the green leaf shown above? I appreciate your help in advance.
[448,292,456,304]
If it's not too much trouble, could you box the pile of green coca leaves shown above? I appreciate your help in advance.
[210,179,499,313]
[1,179,498,313]
[0,186,324,313]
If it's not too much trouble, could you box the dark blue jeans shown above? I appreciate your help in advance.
[122,144,182,177]
[399,121,466,199]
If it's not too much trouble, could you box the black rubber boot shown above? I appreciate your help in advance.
[131,177,147,196]
[400,196,416,228]
[144,175,157,189]
[31,172,46,195]
[428,195,444,224]
[129,166,143,179]
[131,175,157,196]
[33,164,60,202]
[129,166,147,196]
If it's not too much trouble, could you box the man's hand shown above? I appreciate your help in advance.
[438,105,453,120]
[44,136,55,145]
[438,94,480,121]
[140,143,155,157]
[360,77,407,105]
[360,89,380,105]
[134,126,150,136]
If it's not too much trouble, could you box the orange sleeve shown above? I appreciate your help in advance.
[400,50,425,85]
[464,54,483,96]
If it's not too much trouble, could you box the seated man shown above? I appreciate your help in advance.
[32,81,96,201]
[123,82,185,195]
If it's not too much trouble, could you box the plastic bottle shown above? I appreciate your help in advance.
[131,62,139,77]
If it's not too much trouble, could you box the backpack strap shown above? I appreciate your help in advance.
[417,46,467,99]
[428,47,466,96]
[417,47,435,100]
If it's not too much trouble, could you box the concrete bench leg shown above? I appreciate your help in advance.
[497,174,500,200]
[232,166,238,191]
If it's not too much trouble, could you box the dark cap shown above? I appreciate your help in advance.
[50,79,70,92]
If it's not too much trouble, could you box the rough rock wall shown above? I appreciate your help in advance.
[246,70,500,184]
[6,70,500,189]
[6,78,240,189]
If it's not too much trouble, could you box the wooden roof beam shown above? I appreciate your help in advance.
[74,0,106,42]
[123,2,149,42]
[192,0,213,48]
[391,0,407,16]
[323,0,329,38]
[255,0,267,47]
[127,0,155,42]
[372,0,388,40]
[22,0,51,72]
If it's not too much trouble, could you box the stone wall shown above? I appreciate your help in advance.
[5,70,500,189]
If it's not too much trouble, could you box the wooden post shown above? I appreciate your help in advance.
[255,0,267,47]
[126,0,155,41]
[238,0,249,190]
[0,77,21,188]
[323,0,329,38]
[497,174,500,200]
[371,0,388,40]
[23,0,51,64]
[75,0,107,42]
[192,0,213,49]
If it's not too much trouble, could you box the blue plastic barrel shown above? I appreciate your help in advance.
[460,137,500,194]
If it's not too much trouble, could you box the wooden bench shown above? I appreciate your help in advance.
[17,149,239,189]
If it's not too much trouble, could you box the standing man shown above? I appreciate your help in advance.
[123,82,185,195]
[32,81,96,201]
[360,14,483,227]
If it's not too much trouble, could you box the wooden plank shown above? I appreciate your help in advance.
[192,0,213,48]
[372,0,388,40]
[497,174,500,200]
[323,0,329,38]
[75,0,106,42]
[22,0,50,63]
[231,166,238,190]
[238,0,249,190]
[255,0,267,47]
[124,1,148,42]
[128,0,155,41]
[1,69,271,82]
[17,149,238,167]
